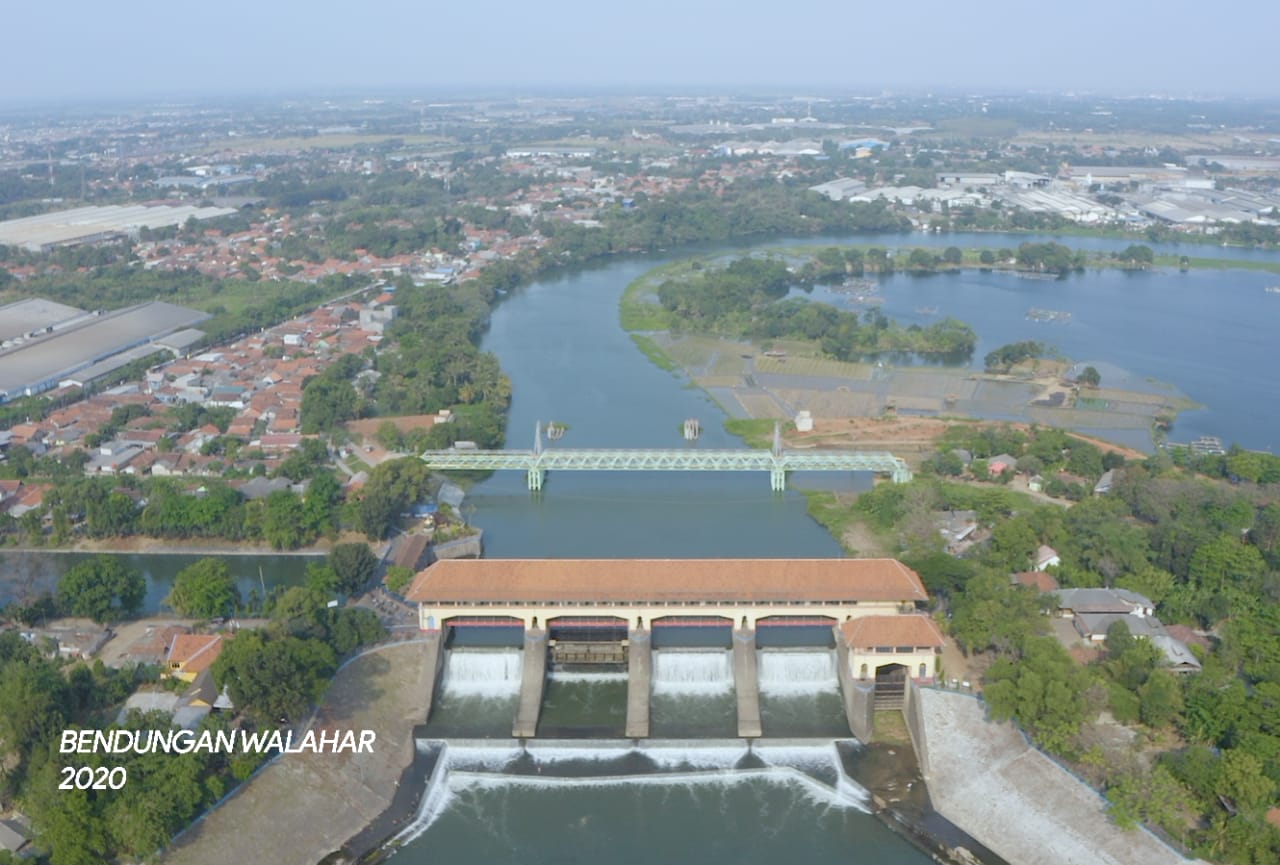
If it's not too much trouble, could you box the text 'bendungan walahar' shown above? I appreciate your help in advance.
[56,728,376,790]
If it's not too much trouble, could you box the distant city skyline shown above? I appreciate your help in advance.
[5,0,1279,106]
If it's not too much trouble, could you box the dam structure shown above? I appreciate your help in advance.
[419,422,914,491]
[405,558,944,741]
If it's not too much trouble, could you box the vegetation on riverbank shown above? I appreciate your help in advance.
[0,546,386,864]
[723,418,781,449]
[633,255,978,361]
[807,422,1280,863]
[628,334,679,372]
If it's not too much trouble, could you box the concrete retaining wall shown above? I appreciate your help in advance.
[834,626,874,741]
[903,678,930,778]
[916,688,1199,865]
[430,531,483,561]
[421,630,446,724]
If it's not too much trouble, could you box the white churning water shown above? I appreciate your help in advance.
[651,650,734,696]
[757,649,838,697]
[441,649,523,698]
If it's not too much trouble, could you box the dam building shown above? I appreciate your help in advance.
[404,558,944,740]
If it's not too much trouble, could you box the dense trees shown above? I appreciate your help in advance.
[0,630,240,865]
[1115,244,1155,266]
[828,414,1280,861]
[985,637,1090,754]
[165,558,241,618]
[328,542,378,595]
[1015,241,1086,274]
[355,457,432,539]
[651,256,977,361]
[299,376,359,433]
[57,556,145,623]
[984,341,1047,371]
[212,630,335,723]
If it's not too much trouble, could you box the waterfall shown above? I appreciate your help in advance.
[652,650,733,696]
[442,649,523,698]
[757,650,837,697]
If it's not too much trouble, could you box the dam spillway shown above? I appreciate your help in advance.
[424,627,864,741]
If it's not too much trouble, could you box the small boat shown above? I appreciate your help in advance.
[914,306,939,315]
[1265,285,1280,294]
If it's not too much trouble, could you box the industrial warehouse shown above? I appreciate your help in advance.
[0,299,208,402]
[0,203,237,253]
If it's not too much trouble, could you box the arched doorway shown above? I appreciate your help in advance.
[874,663,907,710]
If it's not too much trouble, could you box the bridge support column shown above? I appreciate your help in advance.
[892,464,913,484]
[770,468,786,492]
[625,629,651,739]
[513,627,548,738]
[732,628,762,738]
[526,468,545,491]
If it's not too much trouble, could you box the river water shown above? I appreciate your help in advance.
[0,550,314,612]
[392,229,1280,865]
[9,230,1277,863]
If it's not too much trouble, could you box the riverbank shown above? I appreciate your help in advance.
[2,533,373,557]
[635,328,1191,454]
[845,736,1009,865]
[913,689,1204,865]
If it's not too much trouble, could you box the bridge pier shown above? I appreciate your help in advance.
[770,467,786,491]
[526,468,545,491]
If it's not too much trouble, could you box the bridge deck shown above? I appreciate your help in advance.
[420,446,912,489]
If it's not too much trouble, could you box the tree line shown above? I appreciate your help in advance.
[847,424,1280,863]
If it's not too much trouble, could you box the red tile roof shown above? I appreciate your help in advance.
[1012,571,1060,593]
[405,558,928,605]
[840,615,944,648]
[166,634,225,675]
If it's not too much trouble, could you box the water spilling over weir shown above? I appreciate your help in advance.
[395,739,874,849]
[651,649,734,696]
[440,650,523,697]
[757,649,839,697]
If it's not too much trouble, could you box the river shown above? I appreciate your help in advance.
[11,229,1278,864]
[389,228,1280,865]
[467,231,1280,561]
[0,550,314,612]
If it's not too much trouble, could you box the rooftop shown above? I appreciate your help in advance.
[405,558,928,605]
[166,633,225,675]
[840,614,944,648]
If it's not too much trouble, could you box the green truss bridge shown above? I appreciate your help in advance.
[420,422,913,491]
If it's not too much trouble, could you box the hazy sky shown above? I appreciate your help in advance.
[5,0,1278,105]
